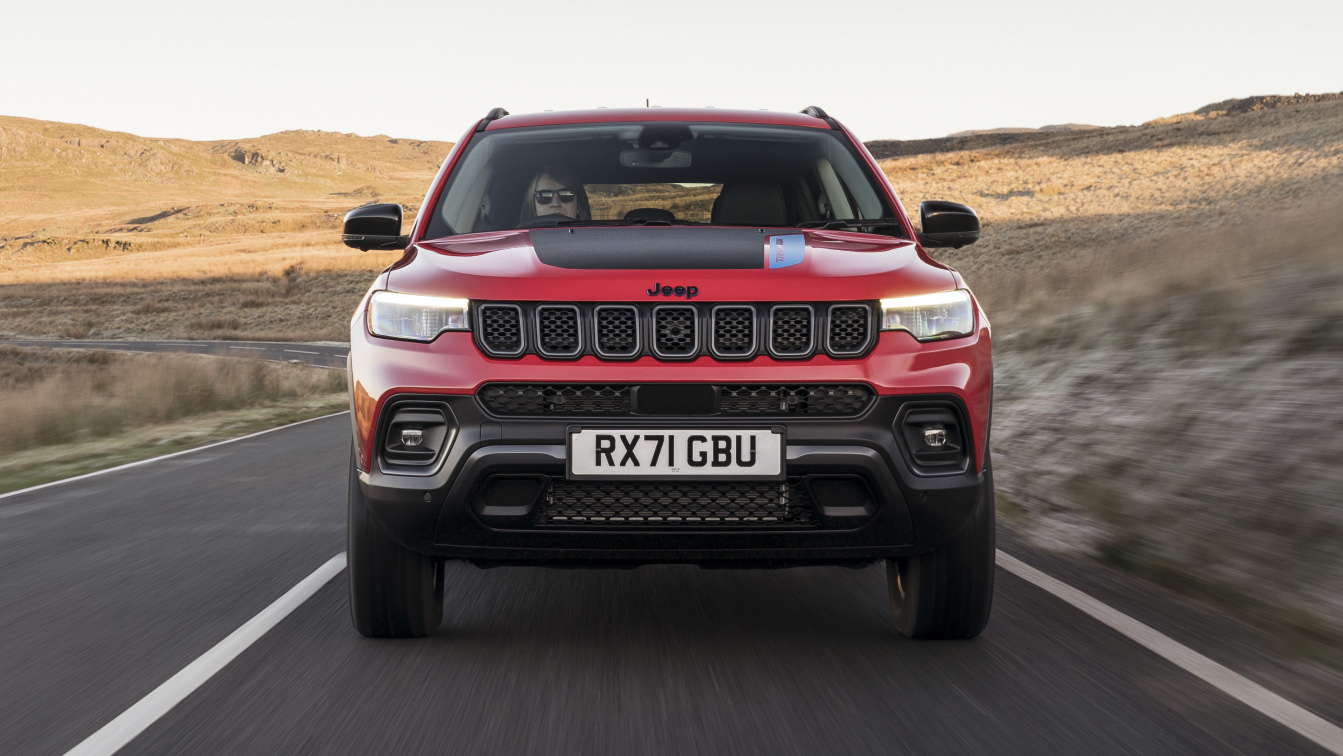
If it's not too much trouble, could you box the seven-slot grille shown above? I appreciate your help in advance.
[472,302,876,360]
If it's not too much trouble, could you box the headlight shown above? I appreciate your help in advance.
[368,291,470,342]
[880,290,975,341]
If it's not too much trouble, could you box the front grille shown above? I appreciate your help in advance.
[536,304,581,358]
[711,305,756,358]
[471,301,876,360]
[478,384,631,414]
[594,305,639,358]
[769,305,814,357]
[718,385,874,415]
[478,383,873,416]
[826,304,872,355]
[478,304,524,357]
[653,305,698,358]
[536,478,817,527]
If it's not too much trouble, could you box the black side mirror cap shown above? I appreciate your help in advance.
[342,203,409,251]
[917,201,980,249]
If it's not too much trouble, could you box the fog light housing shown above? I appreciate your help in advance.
[896,403,969,476]
[382,403,456,470]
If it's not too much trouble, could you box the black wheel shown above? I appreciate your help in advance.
[347,446,444,638]
[887,458,995,639]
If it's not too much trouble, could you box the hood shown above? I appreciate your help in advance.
[387,227,957,302]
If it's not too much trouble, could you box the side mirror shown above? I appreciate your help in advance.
[917,201,980,249]
[342,204,409,251]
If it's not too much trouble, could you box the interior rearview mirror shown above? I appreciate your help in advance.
[343,203,409,251]
[917,201,980,249]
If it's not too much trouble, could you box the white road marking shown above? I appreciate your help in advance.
[284,349,320,355]
[0,412,350,503]
[228,345,265,350]
[997,550,1343,755]
[61,553,347,756]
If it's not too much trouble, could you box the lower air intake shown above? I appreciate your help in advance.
[536,478,817,527]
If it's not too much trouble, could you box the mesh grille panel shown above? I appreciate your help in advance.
[718,385,874,415]
[479,305,522,355]
[478,384,631,414]
[537,305,580,356]
[478,384,871,416]
[770,306,813,355]
[596,306,638,357]
[654,306,698,357]
[827,305,870,354]
[536,478,817,527]
[713,306,755,356]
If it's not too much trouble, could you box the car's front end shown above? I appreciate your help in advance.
[343,108,996,639]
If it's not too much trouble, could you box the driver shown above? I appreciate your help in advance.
[521,165,591,222]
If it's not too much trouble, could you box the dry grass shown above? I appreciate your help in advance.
[881,98,1343,283]
[0,347,344,453]
[0,115,446,285]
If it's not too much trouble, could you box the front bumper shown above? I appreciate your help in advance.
[359,393,987,567]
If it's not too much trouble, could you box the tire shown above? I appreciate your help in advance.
[347,446,444,638]
[886,457,995,639]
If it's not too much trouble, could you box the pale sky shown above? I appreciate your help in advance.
[2,0,1339,143]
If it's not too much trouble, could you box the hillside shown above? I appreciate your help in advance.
[0,116,451,282]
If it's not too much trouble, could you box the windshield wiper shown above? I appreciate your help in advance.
[552,219,702,227]
[796,219,907,231]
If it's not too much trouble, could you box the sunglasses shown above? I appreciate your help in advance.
[534,189,577,204]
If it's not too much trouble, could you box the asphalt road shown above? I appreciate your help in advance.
[2,414,1340,755]
[0,340,349,369]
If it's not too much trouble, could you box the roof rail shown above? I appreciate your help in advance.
[800,106,840,130]
[475,107,510,132]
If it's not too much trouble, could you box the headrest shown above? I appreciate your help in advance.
[711,182,787,226]
[624,207,677,222]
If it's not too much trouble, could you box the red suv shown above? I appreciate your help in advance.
[341,107,993,639]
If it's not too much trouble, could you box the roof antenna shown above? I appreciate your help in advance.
[646,98,650,107]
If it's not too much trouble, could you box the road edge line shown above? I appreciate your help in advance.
[997,550,1343,755]
[0,411,350,502]
[61,553,348,756]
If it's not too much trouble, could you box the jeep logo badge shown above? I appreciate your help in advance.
[646,282,699,299]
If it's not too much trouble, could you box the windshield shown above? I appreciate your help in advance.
[423,122,905,239]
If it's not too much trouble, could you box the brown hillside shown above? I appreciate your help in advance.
[0,116,451,282]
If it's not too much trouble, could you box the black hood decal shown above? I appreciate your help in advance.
[530,227,768,269]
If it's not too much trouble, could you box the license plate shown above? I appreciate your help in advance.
[567,428,784,480]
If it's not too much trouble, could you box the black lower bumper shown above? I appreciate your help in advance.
[359,394,987,566]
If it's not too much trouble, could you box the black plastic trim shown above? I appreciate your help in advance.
[650,304,701,360]
[533,303,583,359]
[709,304,759,360]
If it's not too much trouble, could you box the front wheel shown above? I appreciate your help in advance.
[347,446,444,638]
[887,458,995,639]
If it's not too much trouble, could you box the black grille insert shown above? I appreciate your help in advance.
[536,478,817,527]
[536,304,582,358]
[711,305,756,358]
[478,304,524,357]
[718,385,874,415]
[769,305,814,357]
[827,304,872,356]
[594,305,639,358]
[478,383,872,416]
[478,384,631,414]
[653,305,699,358]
